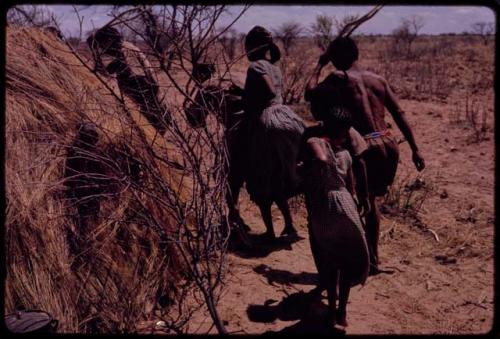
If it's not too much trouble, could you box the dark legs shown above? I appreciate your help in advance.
[276,199,297,236]
[258,202,275,239]
[308,228,327,292]
[365,193,380,274]
[326,269,339,326]
[226,175,250,232]
[325,269,350,328]
[364,194,394,275]
[226,172,252,248]
[336,271,351,327]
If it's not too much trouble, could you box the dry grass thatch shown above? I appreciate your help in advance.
[5,26,229,333]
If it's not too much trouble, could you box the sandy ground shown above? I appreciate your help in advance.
[183,97,494,335]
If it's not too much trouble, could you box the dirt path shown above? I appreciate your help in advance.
[188,98,494,335]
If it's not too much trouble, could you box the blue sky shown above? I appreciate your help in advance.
[26,5,496,37]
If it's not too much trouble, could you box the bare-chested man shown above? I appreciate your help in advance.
[305,37,425,275]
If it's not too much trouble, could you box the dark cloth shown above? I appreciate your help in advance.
[65,141,107,238]
[363,132,400,196]
[243,59,305,205]
[65,144,106,204]
[65,141,109,216]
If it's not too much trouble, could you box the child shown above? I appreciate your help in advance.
[300,106,370,329]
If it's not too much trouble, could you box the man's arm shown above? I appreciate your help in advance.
[304,54,329,102]
[352,156,370,217]
[383,79,425,171]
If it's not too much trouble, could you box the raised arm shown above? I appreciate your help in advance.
[384,79,425,171]
[304,54,329,102]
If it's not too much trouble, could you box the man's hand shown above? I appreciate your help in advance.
[412,150,425,171]
[357,198,371,218]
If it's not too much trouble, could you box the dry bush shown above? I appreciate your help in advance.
[390,15,425,59]
[7,5,57,27]
[310,14,334,51]
[5,26,184,333]
[280,40,318,105]
[382,174,433,217]
[218,28,239,61]
[5,6,242,332]
[371,35,494,102]
[470,22,494,45]
[273,21,303,56]
[450,88,489,143]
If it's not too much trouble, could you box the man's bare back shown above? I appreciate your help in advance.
[323,68,402,136]
[305,36,425,275]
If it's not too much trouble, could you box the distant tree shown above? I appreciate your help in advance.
[219,28,238,61]
[471,22,495,45]
[310,14,334,50]
[392,15,425,56]
[335,14,361,35]
[273,21,303,55]
[7,5,57,27]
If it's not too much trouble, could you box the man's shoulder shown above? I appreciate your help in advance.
[322,71,346,84]
[360,69,387,85]
[306,72,342,100]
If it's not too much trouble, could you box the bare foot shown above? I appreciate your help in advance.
[369,265,395,276]
[280,227,297,237]
[336,311,348,327]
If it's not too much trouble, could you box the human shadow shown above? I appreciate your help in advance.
[229,232,304,259]
[247,289,345,335]
[253,264,318,287]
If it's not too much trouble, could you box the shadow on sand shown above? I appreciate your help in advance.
[228,232,304,259]
[253,264,318,287]
[247,289,345,335]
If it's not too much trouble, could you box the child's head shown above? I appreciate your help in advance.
[323,105,352,143]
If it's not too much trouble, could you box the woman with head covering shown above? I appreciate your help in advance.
[242,26,305,239]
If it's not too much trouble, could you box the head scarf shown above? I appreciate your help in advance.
[245,26,281,63]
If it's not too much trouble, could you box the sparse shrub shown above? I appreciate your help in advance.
[390,15,425,58]
[273,21,303,56]
[219,28,238,61]
[7,5,56,27]
[464,93,489,143]
[280,42,316,105]
[450,86,490,143]
[471,22,495,45]
[382,174,433,217]
[310,14,334,51]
